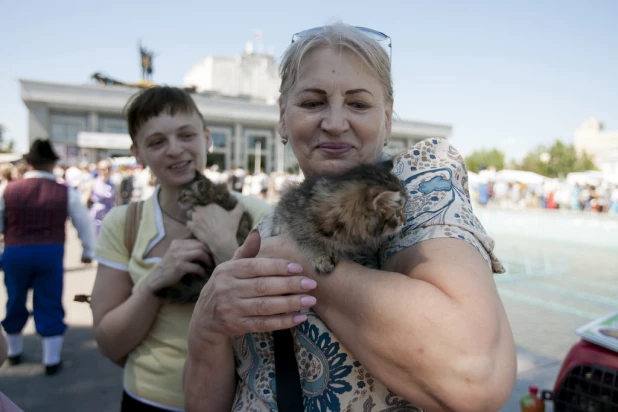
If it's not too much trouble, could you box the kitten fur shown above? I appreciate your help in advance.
[271,159,407,274]
[154,170,253,303]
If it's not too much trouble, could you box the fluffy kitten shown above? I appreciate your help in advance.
[270,159,407,274]
[154,170,253,303]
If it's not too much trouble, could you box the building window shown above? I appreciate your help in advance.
[99,116,128,134]
[247,135,268,173]
[50,113,88,143]
[248,135,267,150]
[211,132,227,149]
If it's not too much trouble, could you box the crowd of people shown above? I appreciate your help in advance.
[469,168,618,215]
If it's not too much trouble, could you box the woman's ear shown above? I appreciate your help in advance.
[385,100,394,136]
[130,144,143,166]
[278,106,287,142]
[204,128,212,152]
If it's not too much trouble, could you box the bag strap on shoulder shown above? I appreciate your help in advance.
[124,201,144,257]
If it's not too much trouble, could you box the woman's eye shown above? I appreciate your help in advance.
[149,140,163,147]
[182,133,196,139]
[350,102,369,109]
[301,101,324,109]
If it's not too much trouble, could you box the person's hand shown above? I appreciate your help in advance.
[189,231,317,345]
[256,234,319,278]
[186,202,245,247]
[143,239,213,293]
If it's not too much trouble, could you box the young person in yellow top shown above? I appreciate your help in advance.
[91,86,272,411]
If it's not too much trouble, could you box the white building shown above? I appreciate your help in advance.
[574,118,618,174]
[20,46,452,172]
[184,43,280,105]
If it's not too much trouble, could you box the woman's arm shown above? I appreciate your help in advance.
[183,318,237,412]
[92,238,212,363]
[91,265,163,363]
[259,235,517,412]
[183,231,318,410]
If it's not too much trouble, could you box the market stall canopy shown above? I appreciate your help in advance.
[493,169,549,186]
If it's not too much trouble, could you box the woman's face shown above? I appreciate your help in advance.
[131,110,210,188]
[279,46,393,178]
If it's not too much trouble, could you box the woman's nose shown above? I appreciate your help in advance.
[165,137,183,156]
[320,105,349,136]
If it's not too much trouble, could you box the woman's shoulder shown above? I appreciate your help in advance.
[392,137,464,168]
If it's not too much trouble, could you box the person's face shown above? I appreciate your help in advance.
[279,46,393,178]
[130,110,210,188]
[97,161,111,178]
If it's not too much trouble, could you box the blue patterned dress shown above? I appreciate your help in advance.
[231,138,504,411]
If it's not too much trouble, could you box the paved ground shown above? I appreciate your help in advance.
[1,222,617,411]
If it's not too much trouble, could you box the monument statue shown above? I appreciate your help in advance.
[139,42,155,82]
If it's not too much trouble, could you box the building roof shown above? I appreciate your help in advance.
[20,78,453,139]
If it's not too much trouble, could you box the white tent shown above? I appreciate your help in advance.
[603,173,618,185]
[566,171,605,186]
[493,169,548,186]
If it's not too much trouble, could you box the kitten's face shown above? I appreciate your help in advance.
[315,160,407,241]
[178,172,214,209]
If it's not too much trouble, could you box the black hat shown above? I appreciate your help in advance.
[24,139,60,164]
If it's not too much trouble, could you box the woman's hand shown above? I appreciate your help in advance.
[189,231,318,344]
[143,239,213,293]
[187,201,245,246]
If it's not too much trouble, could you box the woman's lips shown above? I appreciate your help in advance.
[316,143,353,156]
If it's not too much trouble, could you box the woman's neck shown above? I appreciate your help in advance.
[157,185,187,222]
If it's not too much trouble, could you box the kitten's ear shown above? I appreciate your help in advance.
[371,190,403,211]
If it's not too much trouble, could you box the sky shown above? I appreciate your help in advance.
[1,0,616,161]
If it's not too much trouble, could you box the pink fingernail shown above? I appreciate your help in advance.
[301,296,317,307]
[301,279,317,290]
[293,314,307,324]
[288,263,303,273]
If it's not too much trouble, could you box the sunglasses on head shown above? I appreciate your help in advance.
[291,26,392,65]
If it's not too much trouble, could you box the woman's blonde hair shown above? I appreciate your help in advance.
[279,22,393,107]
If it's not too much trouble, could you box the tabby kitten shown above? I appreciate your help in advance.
[271,159,407,274]
[154,170,253,303]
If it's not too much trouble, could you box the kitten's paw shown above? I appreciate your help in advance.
[312,255,338,275]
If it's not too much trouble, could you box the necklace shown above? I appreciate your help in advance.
[159,205,188,225]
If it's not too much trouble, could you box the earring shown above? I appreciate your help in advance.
[281,138,288,146]
[383,140,389,147]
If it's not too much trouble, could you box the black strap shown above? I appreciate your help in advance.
[273,328,304,412]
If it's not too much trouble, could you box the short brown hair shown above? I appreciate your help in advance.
[124,86,205,144]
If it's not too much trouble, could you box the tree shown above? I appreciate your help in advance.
[0,124,15,153]
[514,140,597,178]
[465,149,505,173]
